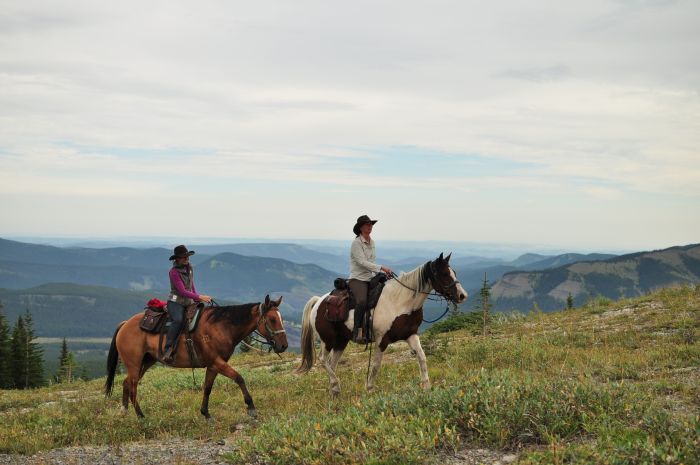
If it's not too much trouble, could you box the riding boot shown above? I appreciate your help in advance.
[364,310,373,343]
[353,304,368,344]
[162,325,178,363]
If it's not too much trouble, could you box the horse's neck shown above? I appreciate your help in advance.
[206,307,260,349]
[243,310,260,337]
[392,266,433,309]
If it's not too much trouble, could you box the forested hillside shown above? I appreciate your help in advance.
[492,243,700,311]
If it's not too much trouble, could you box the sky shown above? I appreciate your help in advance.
[0,0,698,252]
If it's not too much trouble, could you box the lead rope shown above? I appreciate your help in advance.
[366,340,373,386]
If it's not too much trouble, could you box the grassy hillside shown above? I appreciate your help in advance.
[1,286,698,463]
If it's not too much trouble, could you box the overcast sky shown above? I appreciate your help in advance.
[0,0,698,251]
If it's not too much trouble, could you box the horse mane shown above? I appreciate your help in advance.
[208,302,259,326]
[392,261,432,295]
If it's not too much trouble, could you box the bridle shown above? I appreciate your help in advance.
[392,260,462,304]
[426,260,462,301]
[250,302,286,353]
[390,260,462,323]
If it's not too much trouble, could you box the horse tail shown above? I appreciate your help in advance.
[104,321,126,397]
[296,295,320,374]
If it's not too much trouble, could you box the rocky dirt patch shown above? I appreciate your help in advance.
[437,448,518,465]
[0,441,518,465]
[0,437,242,465]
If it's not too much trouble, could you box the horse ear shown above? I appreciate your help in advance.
[445,252,452,263]
[264,294,270,305]
[438,252,444,262]
[275,295,283,306]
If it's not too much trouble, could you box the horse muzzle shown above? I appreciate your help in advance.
[273,340,288,353]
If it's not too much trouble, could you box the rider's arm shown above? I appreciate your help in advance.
[169,268,200,301]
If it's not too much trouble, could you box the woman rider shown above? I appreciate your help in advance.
[163,245,212,363]
[348,215,394,344]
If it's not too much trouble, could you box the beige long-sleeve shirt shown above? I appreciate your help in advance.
[349,235,381,281]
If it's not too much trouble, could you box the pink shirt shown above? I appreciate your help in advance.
[169,266,200,301]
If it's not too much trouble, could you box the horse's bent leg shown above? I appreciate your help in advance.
[212,359,256,417]
[200,367,218,420]
[407,334,430,389]
[122,356,156,417]
[139,356,157,380]
[366,346,385,392]
[123,364,145,418]
[320,346,331,367]
[324,349,344,397]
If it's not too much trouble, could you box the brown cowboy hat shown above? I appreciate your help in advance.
[169,244,195,261]
[353,215,378,236]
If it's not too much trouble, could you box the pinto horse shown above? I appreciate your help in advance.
[105,295,288,419]
[297,253,467,396]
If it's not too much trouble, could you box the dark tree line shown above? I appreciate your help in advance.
[0,302,45,389]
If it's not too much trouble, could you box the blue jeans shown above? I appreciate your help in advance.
[164,301,185,352]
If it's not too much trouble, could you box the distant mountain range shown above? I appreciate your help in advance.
[0,238,338,332]
[451,252,617,299]
[191,243,348,274]
[491,244,700,311]
[3,236,697,337]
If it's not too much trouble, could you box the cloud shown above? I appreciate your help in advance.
[0,0,698,247]
[495,65,571,83]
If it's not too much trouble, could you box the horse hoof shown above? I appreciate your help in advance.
[247,408,257,418]
[419,380,431,390]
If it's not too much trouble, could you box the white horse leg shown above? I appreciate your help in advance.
[318,346,329,367]
[324,349,344,397]
[407,334,430,390]
[365,346,385,392]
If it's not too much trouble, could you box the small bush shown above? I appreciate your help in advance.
[427,311,482,335]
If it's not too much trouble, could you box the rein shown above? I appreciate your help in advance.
[210,299,285,358]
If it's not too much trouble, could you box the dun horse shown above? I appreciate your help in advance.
[297,253,467,396]
[105,295,288,419]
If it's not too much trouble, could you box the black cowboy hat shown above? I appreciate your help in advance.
[353,215,378,236]
[169,244,195,261]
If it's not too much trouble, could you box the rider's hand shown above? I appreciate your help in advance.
[199,295,212,303]
[381,266,394,277]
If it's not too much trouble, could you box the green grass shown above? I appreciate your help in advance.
[1,286,699,464]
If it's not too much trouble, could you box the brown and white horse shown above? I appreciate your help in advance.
[297,253,467,396]
[105,295,287,419]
